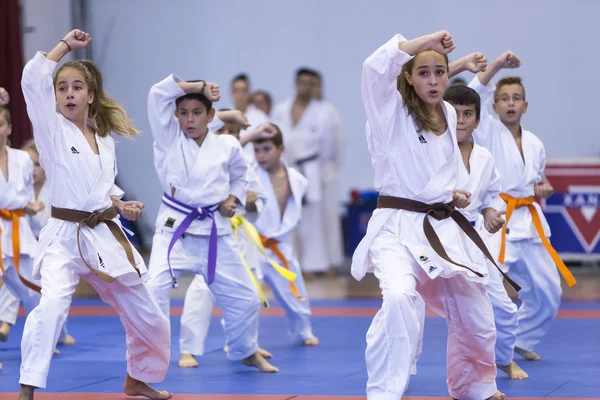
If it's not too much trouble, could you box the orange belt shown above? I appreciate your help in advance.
[259,234,304,301]
[498,193,576,287]
[0,209,41,292]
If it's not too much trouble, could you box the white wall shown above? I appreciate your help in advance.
[20,0,74,62]
[74,0,598,243]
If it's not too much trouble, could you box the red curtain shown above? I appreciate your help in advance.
[0,0,32,149]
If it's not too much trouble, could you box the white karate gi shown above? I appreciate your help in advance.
[179,156,267,357]
[319,99,345,268]
[146,74,260,361]
[469,76,561,354]
[20,52,170,389]
[0,179,71,344]
[353,35,497,400]
[272,99,328,273]
[457,144,518,367]
[0,147,40,323]
[252,162,314,342]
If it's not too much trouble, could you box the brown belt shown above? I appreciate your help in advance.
[51,206,140,282]
[377,195,520,291]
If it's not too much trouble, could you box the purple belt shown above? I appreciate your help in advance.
[161,193,219,288]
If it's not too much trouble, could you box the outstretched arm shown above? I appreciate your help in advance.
[449,52,487,79]
[476,51,522,86]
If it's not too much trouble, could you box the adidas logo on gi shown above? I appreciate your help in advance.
[71,146,79,154]
[418,135,427,144]
[428,265,437,273]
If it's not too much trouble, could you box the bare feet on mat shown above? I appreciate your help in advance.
[242,352,279,372]
[53,349,60,355]
[16,385,35,400]
[124,374,172,399]
[498,360,529,379]
[178,353,198,368]
[0,362,2,371]
[0,322,11,342]
[515,346,541,361]
[258,348,273,359]
[303,336,319,346]
[58,334,76,346]
[487,391,506,400]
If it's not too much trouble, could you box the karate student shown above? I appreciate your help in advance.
[20,29,171,400]
[0,138,75,348]
[252,126,319,346]
[272,68,332,278]
[178,114,278,368]
[146,71,278,373]
[250,90,272,116]
[0,94,43,359]
[468,51,576,362]
[230,74,270,160]
[354,30,509,400]
[312,73,344,276]
[181,122,319,364]
[443,84,528,379]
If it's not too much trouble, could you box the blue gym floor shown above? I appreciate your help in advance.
[1,298,599,398]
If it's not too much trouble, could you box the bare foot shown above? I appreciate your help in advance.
[178,353,199,368]
[515,346,541,361]
[0,322,10,342]
[53,349,60,355]
[498,360,529,379]
[303,336,319,346]
[242,352,279,373]
[258,348,272,359]
[59,335,76,346]
[0,362,2,372]
[123,374,172,399]
[16,384,35,400]
[487,391,506,400]
[223,344,229,353]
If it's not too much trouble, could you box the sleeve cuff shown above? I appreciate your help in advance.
[166,74,187,98]
[468,76,495,94]
[230,186,246,207]
[34,51,58,74]
[208,115,224,132]
[385,34,414,65]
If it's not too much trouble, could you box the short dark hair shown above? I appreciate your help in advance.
[443,86,481,120]
[253,123,283,147]
[231,73,249,86]
[296,68,319,80]
[175,80,212,111]
[450,77,466,87]
[251,91,272,108]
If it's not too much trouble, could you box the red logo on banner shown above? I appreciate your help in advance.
[543,163,600,252]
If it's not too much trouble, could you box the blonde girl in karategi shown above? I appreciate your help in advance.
[20,29,171,400]
[355,31,506,400]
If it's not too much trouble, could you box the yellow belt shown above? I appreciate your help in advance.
[230,216,299,307]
